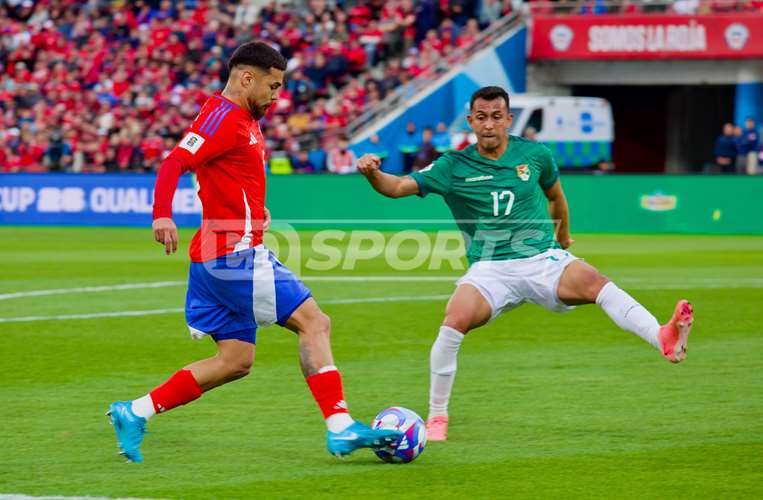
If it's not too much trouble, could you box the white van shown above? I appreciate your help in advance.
[509,96,614,168]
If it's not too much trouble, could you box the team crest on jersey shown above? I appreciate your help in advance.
[516,164,530,181]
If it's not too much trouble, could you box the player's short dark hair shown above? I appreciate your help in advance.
[227,41,287,72]
[470,86,510,111]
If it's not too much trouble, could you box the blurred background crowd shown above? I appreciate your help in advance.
[0,0,516,173]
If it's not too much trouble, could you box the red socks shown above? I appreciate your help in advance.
[149,369,203,414]
[145,368,348,423]
[306,368,349,419]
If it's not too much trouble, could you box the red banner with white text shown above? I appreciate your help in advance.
[530,14,763,60]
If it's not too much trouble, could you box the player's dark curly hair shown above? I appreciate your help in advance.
[228,41,287,72]
[470,86,510,111]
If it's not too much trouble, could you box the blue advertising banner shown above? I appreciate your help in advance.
[0,174,201,227]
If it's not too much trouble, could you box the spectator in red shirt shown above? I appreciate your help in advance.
[456,18,480,48]
[327,139,358,174]
[420,29,446,54]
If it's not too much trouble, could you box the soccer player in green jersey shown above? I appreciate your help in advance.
[357,86,694,441]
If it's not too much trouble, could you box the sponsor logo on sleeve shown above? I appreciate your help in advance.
[179,132,205,155]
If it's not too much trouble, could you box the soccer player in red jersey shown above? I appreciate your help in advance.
[107,41,401,462]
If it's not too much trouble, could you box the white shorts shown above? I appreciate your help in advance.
[456,248,579,321]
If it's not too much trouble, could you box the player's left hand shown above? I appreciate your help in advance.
[263,207,271,232]
[152,217,178,255]
[558,234,574,249]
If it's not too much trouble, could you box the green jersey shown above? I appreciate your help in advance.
[410,135,561,264]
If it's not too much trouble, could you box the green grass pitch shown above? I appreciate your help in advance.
[0,227,761,499]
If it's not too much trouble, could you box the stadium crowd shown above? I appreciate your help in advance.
[0,0,516,173]
[528,0,763,16]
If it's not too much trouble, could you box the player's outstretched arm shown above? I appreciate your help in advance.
[357,154,420,198]
[544,179,573,249]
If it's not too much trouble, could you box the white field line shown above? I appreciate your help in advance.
[0,278,458,302]
[2,275,762,324]
[0,282,185,301]
[3,275,762,303]
[0,295,452,324]
[0,496,163,500]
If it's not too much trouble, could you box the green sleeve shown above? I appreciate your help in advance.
[538,145,560,190]
[409,154,453,197]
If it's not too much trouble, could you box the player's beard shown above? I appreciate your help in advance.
[249,98,270,120]
[479,135,500,152]
[250,104,264,120]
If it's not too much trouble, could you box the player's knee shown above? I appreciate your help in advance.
[302,311,331,340]
[226,357,253,378]
[442,316,470,334]
[220,350,254,378]
[585,274,610,302]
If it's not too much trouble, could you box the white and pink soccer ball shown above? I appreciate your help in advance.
[371,406,427,463]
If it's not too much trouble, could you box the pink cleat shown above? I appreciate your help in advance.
[426,416,448,441]
[658,300,694,363]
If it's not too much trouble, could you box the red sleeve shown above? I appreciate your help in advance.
[153,103,242,220]
[171,112,241,171]
[152,155,191,220]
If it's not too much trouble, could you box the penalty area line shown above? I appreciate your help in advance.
[0,295,451,324]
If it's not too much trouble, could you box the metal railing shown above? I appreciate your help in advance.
[345,12,525,141]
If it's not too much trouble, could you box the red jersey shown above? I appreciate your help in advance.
[154,94,267,262]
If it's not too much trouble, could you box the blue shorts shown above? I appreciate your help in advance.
[185,245,312,344]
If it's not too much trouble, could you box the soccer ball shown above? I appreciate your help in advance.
[371,406,427,463]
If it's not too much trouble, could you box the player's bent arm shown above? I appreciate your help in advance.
[365,170,420,198]
[543,179,573,249]
[357,153,419,198]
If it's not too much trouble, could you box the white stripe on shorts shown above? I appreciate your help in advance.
[233,188,253,253]
[252,245,277,327]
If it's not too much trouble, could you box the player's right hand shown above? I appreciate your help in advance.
[152,217,178,255]
[357,154,381,176]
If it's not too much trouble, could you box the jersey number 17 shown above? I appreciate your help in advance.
[490,190,515,217]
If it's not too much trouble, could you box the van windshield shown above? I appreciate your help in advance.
[509,107,523,133]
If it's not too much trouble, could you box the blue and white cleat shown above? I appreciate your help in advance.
[107,401,146,463]
[327,421,403,458]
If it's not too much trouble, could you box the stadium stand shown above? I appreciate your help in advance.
[0,0,516,173]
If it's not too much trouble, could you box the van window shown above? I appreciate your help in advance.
[525,108,543,134]
[507,107,521,134]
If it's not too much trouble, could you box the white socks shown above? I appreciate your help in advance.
[596,282,661,350]
[428,326,465,419]
[326,413,354,433]
[131,394,156,420]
